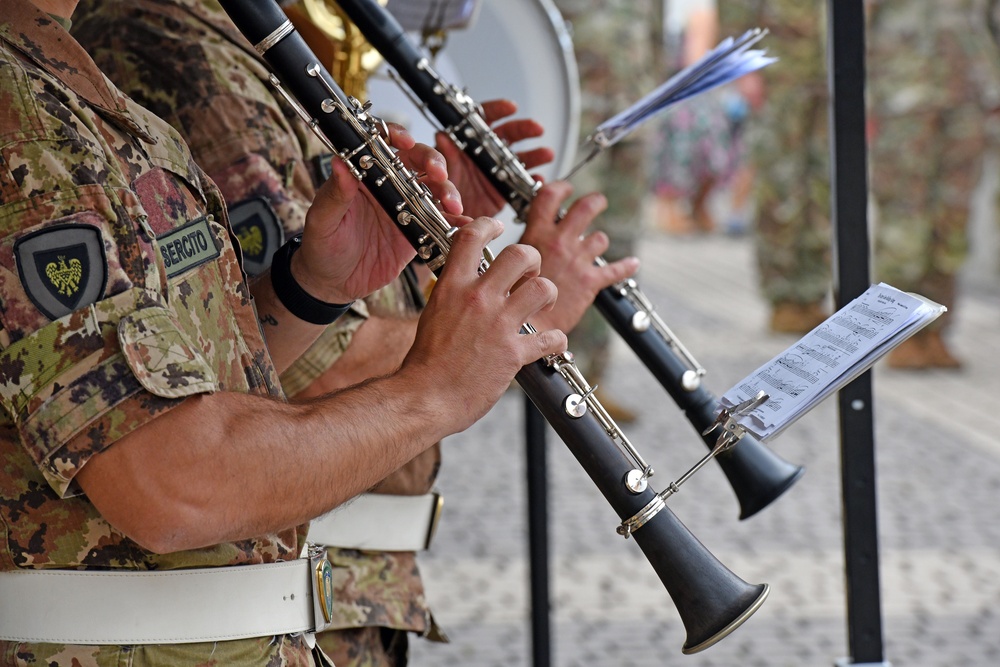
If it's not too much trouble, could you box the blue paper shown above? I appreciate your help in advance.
[566,28,776,176]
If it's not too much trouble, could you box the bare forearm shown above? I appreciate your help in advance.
[76,219,568,555]
[76,372,450,554]
[684,9,718,65]
[250,269,329,373]
[293,315,419,398]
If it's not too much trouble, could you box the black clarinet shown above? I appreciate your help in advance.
[321,0,805,520]
[219,0,768,652]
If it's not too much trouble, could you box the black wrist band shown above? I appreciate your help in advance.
[270,235,353,325]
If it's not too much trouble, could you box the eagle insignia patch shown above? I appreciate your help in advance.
[314,153,335,182]
[228,197,284,277]
[15,224,107,320]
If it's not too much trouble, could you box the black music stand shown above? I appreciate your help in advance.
[524,396,552,667]
[827,1,890,665]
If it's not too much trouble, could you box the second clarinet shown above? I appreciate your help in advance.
[327,0,805,519]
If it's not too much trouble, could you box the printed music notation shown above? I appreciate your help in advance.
[719,283,946,442]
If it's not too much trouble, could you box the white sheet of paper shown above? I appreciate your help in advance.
[719,283,946,441]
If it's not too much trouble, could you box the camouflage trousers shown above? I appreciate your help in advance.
[750,84,832,307]
[315,627,408,667]
[872,105,984,330]
[567,139,650,379]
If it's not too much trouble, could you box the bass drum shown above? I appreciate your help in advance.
[366,0,581,243]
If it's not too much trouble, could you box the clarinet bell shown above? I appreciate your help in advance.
[630,499,769,654]
[715,433,805,520]
[692,400,805,520]
[682,580,769,654]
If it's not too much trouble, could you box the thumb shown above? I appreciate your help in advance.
[309,157,360,230]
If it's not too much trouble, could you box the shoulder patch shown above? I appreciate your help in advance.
[15,224,108,321]
[228,197,284,276]
[156,217,222,279]
[314,153,335,183]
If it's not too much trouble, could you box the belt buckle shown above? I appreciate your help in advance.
[424,492,445,550]
[308,544,334,632]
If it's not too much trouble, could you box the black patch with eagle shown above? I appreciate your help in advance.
[228,197,284,276]
[314,153,335,183]
[15,224,108,320]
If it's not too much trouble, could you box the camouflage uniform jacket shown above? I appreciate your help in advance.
[0,3,318,665]
[72,0,439,641]
[551,0,660,208]
[868,0,1000,115]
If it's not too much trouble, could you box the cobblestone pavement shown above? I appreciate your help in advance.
[408,225,1000,667]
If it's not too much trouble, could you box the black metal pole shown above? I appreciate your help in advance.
[524,395,552,667]
[826,1,887,664]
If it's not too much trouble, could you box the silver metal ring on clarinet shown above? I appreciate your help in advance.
[254,19,294,54]
[617,492,667,539]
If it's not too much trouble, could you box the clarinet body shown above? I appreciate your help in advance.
[323,0,804,520]
[218,0,767,652]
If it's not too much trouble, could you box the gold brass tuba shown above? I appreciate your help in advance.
[280,0,386,99]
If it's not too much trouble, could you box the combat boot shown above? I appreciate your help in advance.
[769,302,828,334]
[923,330,962,369]
[887,330,962,370]
[886,334,931,369]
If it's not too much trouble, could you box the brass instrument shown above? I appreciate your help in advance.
[281,0,385,99]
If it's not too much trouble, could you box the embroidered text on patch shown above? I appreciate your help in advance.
[157,217,221,279]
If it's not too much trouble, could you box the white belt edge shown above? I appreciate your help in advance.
[307,492,443,552]
[0,556,333,645]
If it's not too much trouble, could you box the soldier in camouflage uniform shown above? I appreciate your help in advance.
[72,1,637,665]
[550,0,661,421]
[867,0,1000,368]
[72,4,439,660]
[0,1,575,664]
[718,1,832,335]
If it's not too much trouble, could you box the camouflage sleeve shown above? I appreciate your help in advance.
[72,0,322,248]
[73,1,377,395]
[279,304,369,397]
[0,47,228,497]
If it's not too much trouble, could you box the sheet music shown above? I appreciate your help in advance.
[563,28,774,175]
[719,283,946,442]
[386,0,480,32]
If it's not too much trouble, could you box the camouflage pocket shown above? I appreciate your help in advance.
[0,288,160,489]
[0,288,152,420]
[118,306,218,399]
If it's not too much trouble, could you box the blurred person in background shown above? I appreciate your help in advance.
[868,0,1000,369]
[551,0,663,422]
[718,1,832,335]
[653,0,756,237]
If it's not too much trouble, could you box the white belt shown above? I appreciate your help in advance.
[0,551,335,645]
[307,492,443,552]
